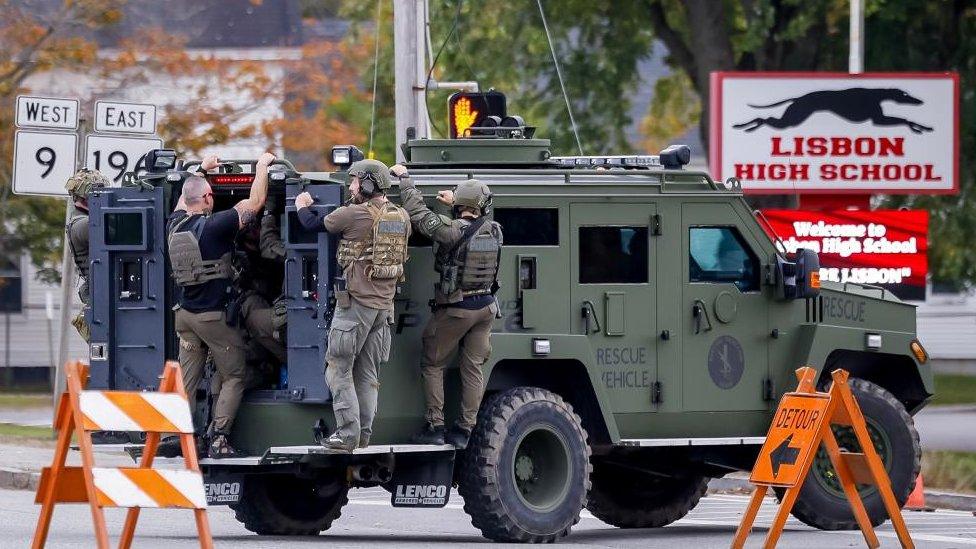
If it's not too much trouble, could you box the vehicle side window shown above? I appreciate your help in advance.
[689,227,759,292]
[493,208,559,246]
[579,226,648,284]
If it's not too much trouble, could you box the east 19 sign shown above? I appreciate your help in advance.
[85,135,163,184]
[12,130,78,196]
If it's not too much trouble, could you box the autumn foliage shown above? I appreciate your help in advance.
[0,0,370,281]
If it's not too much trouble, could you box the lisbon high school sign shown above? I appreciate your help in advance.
[710,72,958,194]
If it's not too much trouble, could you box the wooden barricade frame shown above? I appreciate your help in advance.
[731,367,914,549]
[31,360,213,549]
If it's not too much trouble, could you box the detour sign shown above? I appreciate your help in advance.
[733,367,914,549]
[750,393,829,487]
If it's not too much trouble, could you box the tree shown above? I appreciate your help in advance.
[0,0,123,282]
[644,0,976,286]
[1,0,366,282]
[340,0,655,158]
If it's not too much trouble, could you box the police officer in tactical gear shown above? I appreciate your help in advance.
[64,169,110,342]
[168,152,276,458]
[295,158,410,453]
[394,165,503,449]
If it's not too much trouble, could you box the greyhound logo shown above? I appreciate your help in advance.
[732,88,934,134]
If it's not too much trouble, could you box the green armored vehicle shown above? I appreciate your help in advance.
[85,126,931,542]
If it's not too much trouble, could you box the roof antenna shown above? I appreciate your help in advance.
[536,0,583,155]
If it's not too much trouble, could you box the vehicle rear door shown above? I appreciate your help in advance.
[87,186,166,389]
[282,182,342,402]
[680,202,769,411]
[570,203,658,415]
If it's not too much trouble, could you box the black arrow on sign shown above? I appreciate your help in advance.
[770,434,801,478]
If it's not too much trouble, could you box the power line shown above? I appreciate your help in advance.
[536,0,583,155]
[367,0,382,158]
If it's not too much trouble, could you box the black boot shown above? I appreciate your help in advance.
[156,435,183,458]
[208,433,239,459]
[410,423,446,445]
[446,425,472,450]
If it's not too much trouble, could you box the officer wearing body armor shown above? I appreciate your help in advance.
[394,165,502,449]
[64,169,110,342]
[294,159,410,453]
[235,188,287,366]
[167,152,275,458]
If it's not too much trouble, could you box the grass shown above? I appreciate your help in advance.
[922,450,976,494]
[0,422,54,442]
[932,374,976,406]
[0,393,51,409]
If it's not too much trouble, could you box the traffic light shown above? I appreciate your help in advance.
[448,91,506,138]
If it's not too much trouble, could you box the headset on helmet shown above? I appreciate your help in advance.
[348,159,391,196]
[65,169,110,200]
[452,179,492,216]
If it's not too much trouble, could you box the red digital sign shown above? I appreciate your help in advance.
[760,209,929,300]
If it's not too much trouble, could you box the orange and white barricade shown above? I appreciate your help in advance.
[31,360,212,549]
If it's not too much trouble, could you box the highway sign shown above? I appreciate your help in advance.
[94,101,157,134]
[85,135,163,184]
[749,392,830,487]
[12,130,78,196]
[16,96,79,130]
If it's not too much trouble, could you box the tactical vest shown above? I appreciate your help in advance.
[167,215,235,287]
[66,212,91,303]
[66,213,90,281]
[336,202,410,281]
[435,218,503,303]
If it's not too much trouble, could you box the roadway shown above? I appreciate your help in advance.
[7,487,975,548]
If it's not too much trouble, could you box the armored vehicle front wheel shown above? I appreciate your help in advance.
[458,387,592,543]
[586,462,708,528]
[786,377,920,530]
[230,473,349,535]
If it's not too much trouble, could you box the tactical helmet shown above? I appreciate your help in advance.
[348,159,391,191]
[65,169,110,200]
[453,179,492,214]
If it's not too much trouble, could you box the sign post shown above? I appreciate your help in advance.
[12,96,83,414]
[732,367,914,548]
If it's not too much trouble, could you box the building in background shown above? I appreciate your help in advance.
[1,0,347,383]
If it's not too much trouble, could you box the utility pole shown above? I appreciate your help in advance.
[53,114,87,417]
[849,0,864,74]
[393,0,431,162]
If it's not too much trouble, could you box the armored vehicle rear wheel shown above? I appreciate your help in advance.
[787,378,920,530]
[458,387,591,543]
[230,473,348,535]
[587,462,708,528]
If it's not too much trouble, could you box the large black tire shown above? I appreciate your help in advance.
[230,473,349,535]
[587,462,708,528]
[788,378,920,530]
[458,387,592,543]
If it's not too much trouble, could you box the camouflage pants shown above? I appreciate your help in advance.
[421,302,496,430]
[175,308,251,434]
[71,312,90,343]
[240,292,286,363]
[324,299,392,451]
[72,285,91,342]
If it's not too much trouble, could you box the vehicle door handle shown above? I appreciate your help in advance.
[693,299,713,334]
[581,301,601,335]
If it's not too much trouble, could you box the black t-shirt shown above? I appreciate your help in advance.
[168,209,240,312]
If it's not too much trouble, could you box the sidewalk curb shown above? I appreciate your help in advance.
[707,477,976,512]
[0,467,39,492]
[3,465,975,513]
